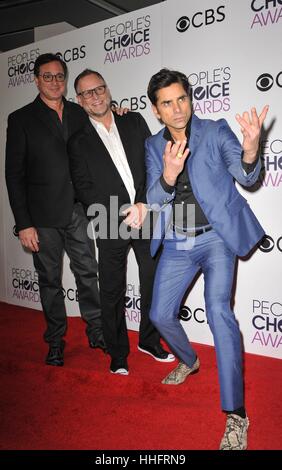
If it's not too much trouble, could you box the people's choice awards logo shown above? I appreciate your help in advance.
[7,48,40,88]
[104,14,151,64]
[11,267,40,303]
[251,0,282,28]
[259,138,282,188]
[125,284,141,324]
[176,5,225,32]
[188,66,231,115]
[251,299,282,349]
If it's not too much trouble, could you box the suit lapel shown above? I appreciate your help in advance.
[32,95,65,143]
[84,119,124,180]
[187,114,201,175]
[189,114,201,157]
[65,99,77,137]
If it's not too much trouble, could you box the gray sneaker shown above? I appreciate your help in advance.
[161,357,200,384]
[220,414,249,450]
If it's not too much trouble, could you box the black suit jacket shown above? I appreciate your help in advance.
[68,112,151,226]
[5,95,88,231]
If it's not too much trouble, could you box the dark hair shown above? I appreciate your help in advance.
[147,68,191,105]
[34,53,68,77]
[74,69,105,93]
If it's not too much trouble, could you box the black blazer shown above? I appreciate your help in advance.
[5,95,88,231]
[68,112,151,220]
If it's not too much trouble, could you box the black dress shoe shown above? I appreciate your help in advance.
[110,357,129,375]
[45,340,65,366]
[89,337,108,353]
[138,343,175,362]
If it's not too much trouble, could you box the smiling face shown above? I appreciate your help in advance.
[152,82,192,139]
[34,60,66,104]
[76,73,112,120]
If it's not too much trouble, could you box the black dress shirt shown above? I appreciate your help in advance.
[38,96,69,142]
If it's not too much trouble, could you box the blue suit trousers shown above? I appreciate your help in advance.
[149,228,243,411]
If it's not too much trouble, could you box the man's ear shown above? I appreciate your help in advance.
[152,104,161,120]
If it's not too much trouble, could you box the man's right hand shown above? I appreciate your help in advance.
[19,227,39,252]
[163,139,190,186]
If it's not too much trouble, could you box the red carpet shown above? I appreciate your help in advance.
[0,302,281,450]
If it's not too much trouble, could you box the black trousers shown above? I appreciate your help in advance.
[33,203,101,346]
[98,236,160,359]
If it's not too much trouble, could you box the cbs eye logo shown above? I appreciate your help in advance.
[176,16,190,32]
[13,225,19,237]
[111,95,147,111]
[256,72,282,92]
[111,100,119,108]
[259,235,282,253]
[176,7,225,32]
[178,305,206,323]
[178,305,192,320]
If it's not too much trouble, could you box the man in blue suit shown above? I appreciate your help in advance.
[145,68,268,450]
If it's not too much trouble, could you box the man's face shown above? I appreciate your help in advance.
[152,82,192,133]
[35,61,66,102]
[76,73,111,119]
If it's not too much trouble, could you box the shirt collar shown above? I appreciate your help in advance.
[90,111,115,132]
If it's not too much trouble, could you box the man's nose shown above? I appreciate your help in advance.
[172,102,181,113]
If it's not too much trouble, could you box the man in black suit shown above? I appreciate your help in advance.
[68,69,175,375]
[5,53,105,367]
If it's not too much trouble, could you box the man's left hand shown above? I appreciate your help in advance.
[236,105,269,163]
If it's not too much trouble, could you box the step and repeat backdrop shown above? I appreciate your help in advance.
[0,0,281,358]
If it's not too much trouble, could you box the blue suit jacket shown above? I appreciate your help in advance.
[145,114,264,257]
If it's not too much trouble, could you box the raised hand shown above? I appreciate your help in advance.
[235,105,269,163]
[163,139,190,186]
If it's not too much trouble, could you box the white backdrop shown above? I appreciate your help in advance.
[0,0,281,359]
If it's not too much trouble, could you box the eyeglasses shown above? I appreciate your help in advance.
[77,85,107,99]
[38,73,66,82]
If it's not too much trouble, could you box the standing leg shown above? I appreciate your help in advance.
[131,238,160,347]
[64,203,103,346]
[201,235,243,411]
[32,228,65,346]
[149,243,200,367]
[98,240,129,360]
